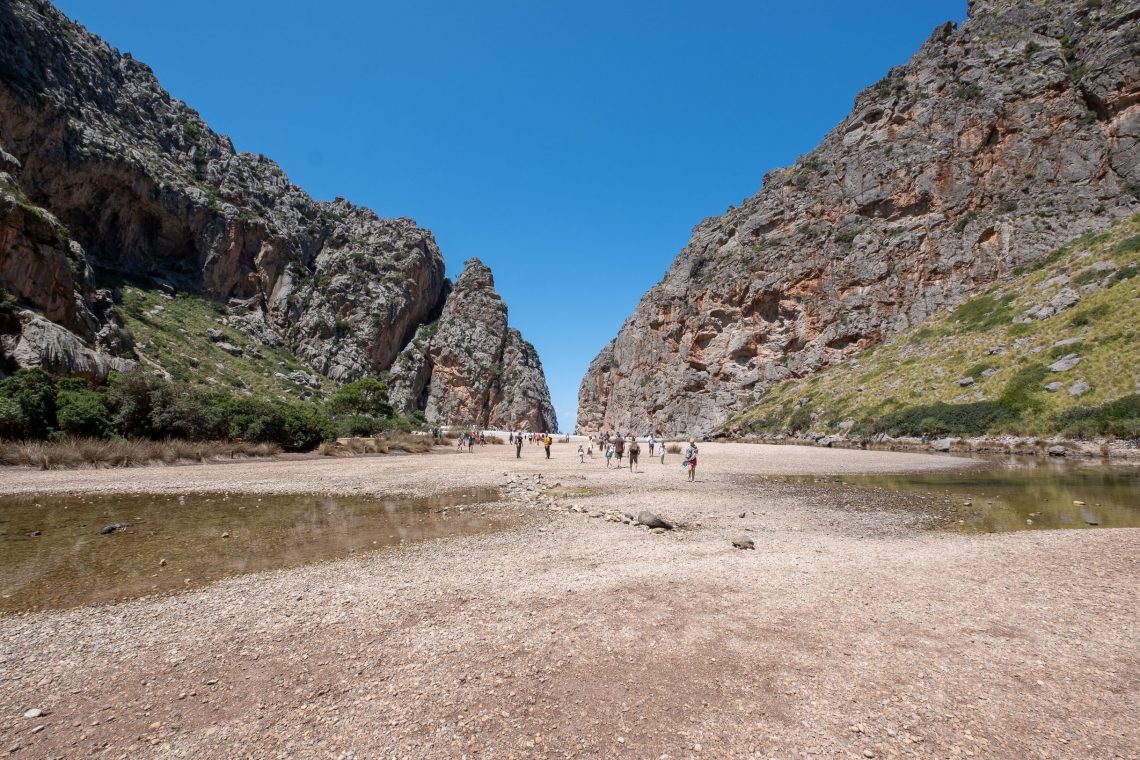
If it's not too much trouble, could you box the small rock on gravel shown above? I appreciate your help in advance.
[23,709,43,719]
[732,535,755,550]
[637,511,673,530]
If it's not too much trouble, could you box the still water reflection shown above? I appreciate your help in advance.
[829,458,1139,533]
[0,488,502,613]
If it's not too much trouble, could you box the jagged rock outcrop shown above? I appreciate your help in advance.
[0,0,445,382]
[389,259,557,431]
[578,0,1140,436]
[0,0,556,424]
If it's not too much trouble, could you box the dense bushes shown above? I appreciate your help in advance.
[860,400,1016,437]
[1055,394,1140,439]
[0,368,422,451]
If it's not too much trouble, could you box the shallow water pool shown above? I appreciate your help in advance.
[0,488,502,613]
[818,458,1140,532]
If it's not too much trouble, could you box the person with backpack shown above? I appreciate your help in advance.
[515,433,523,459]
[543,434,552,459]
[613,434,625,467]
[628,436,640,472]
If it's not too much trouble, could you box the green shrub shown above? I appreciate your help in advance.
[1071,268,1103,287]
[1068,302,1111,328]
[0,396,25,439]
[0,369,57,439]
[1055,394,1140,439]
[964,361,996,379]
[949,294,1015,332]
[788,406,813,433]
[55,387,112,438]
[869,401,1015,437]
[336,413,382,437]
[1113,235,1140,255]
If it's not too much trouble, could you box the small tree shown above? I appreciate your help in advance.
[327,377,394,419]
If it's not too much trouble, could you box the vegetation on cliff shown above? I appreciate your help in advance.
[725,214,1140,440]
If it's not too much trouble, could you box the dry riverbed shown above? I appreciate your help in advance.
[1,442,1137,758]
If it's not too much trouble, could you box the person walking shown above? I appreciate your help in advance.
[683,439,699,482]
[605,443,614,468]
[456,433,465,452]
[659,440,667,465]
[544,433,552,459]
[577,443,585,463]
[515,433,523,459]
[647,432,656,456]
[628,436,640,472]
[613,434,625,467]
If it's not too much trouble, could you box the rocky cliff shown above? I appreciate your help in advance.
[389,259,558,431]
[577,0,1140,437]
[0,0,555,423]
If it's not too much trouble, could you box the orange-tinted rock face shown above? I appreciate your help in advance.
[578,0,1140,437]
[389,260,558,432]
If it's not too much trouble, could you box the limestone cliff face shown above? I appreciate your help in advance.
[578,0,1140,436]
[0,0,555,424]
[0,0,445,383]
[389,259,557,431]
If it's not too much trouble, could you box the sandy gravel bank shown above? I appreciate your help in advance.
[1,443,1136,759]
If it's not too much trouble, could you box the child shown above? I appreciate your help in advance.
[577,444,585,463]
[605,443,614,468]
[659,441,666,465]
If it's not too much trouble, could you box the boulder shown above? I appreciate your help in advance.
[637,511,673,530]
[731,534,755,550]
[930,438,954,452]
[1049,354,1081,372]
[1050,288,1081,313]
[1068,380,1090,396]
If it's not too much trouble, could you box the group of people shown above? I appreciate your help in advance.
[453,430,486,450]
[578,432,699,479]
[509,430,554,459]
[445,428,700,480]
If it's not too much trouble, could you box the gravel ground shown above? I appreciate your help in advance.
[1,442,1137,759]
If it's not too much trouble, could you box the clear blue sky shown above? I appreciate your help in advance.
[56,0,965,430]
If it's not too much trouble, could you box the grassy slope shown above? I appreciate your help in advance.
[726,213,1140,439]
[116,285,331,402]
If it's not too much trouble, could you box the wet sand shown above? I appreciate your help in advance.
[1,442,1137,758]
